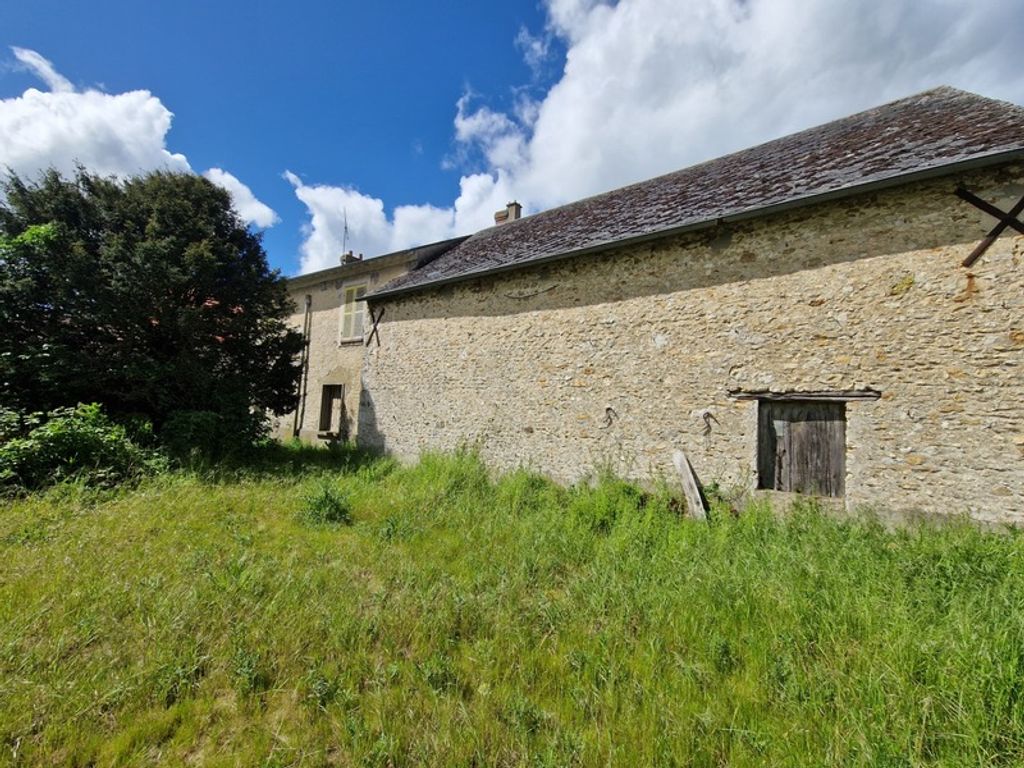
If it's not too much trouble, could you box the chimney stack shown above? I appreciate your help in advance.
[494,200,523,225]
[340,250,363,265]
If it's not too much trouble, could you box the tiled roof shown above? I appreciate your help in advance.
[375,87,1024,298]
[287,236,467,288]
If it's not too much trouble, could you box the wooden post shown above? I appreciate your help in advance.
[672,450,708,521]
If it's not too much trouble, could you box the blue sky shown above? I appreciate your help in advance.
[0,1,559,274]
[2,0,1022,276]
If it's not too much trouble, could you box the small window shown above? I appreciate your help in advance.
[340,283,367,340]
[318,384,344,433]
[757,400,846,497]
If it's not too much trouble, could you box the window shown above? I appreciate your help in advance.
[757,400,846,497]
[318,384,344,434]
[340,283,368,341]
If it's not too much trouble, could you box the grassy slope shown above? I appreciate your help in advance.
[2,448,1024,766]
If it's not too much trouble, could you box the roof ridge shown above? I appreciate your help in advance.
[373,87,1024,298]
[470,87,1018,243]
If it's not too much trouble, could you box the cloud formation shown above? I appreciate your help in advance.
[515,27,553,79]
[0,48,277,228]
[285,170,512,272]
[203,168,280,228]
[291,0,1024,273]
[12,46,74,93]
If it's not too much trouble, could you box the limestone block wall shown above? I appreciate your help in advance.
[272,259,412,443]
[360,164,1024,523]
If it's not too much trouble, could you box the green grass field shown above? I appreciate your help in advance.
[2,446,1024,766]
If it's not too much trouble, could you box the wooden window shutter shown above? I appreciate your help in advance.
[757,400,846,497]
[341,285,368,339]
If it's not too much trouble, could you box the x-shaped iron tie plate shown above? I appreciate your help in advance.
[955,186,1024,267]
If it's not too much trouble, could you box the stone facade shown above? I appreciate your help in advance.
[273,252,418,443]
[360,164,1024,523]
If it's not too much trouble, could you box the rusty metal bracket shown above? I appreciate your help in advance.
[366,306,385,347]
[955,186,1024,267]
[701,410,720,437]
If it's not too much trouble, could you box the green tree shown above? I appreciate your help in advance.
[0,169,302,437]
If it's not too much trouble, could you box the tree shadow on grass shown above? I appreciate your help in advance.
[194,440,391,483]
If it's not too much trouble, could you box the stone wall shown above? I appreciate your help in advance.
[360,164,1024,523]
[272,258,413,443]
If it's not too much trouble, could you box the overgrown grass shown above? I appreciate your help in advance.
[2,447,1023,766]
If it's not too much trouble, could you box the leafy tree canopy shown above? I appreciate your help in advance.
[0,168,302,432]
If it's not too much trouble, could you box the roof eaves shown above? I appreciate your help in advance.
[369,148,1024,303]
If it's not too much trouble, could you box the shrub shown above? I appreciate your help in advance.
[299,483,353,526]
[0,403,165,490]
[0,406,42,443]
[160,408,268,464]
[0,170,303,430]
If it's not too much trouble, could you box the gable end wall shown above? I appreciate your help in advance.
[272,259,413,443]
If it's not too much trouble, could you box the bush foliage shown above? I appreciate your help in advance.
[0,403,165,490]
[0,169,302,434]
[160,408,268,464]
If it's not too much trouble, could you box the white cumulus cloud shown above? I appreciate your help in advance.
[510,0,1024,208]
[515,26,553,78]
[285,170,512,273]
[203,168,279,228]
[290,0,1024,274]
[0,47,277,229]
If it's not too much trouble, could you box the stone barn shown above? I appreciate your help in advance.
[356,87,1024,524]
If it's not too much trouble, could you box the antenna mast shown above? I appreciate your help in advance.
[342,207,349,256]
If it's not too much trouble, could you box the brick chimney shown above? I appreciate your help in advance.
[494,201,523,225]
[340,251,363,265]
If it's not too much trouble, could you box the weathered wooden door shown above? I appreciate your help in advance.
[758,401,845,497]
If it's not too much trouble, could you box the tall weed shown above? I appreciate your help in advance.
[3,449,1024,765]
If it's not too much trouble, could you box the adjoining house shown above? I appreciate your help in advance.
[355,87,1024,523]
[273,238,465,443]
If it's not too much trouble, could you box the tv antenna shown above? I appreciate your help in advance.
[342,207,349,255]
